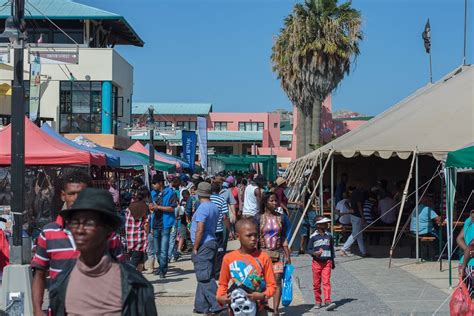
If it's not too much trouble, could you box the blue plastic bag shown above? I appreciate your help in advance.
[282,264,294,307]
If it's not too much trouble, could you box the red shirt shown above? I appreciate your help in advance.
[31,216,124,279]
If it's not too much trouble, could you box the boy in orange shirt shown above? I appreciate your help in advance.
[217,218,277,315]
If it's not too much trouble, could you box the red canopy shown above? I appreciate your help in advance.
[0,118,105,166]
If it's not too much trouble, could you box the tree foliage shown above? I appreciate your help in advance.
[271,0,363,117]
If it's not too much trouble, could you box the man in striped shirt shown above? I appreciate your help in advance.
[210,182,233,278]
[31,171,123,316]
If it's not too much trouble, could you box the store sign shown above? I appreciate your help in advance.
[29,51,78,64]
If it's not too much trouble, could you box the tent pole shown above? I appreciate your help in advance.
[289,151,333,248]
[319,154,324,215]
[389,150,416,268]
[330,155,334,236]
[416,153,420,263]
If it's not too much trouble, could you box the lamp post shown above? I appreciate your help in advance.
[147,106,155,166]
[0,1,34,314]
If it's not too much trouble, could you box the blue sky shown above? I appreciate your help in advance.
[82,0,472,115]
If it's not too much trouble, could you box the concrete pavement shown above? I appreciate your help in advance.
[154,251,455,315]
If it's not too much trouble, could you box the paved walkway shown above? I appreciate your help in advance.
[153,252,455,315]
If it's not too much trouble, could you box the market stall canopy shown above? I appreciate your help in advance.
[0,118,105,166]
[297,65,474,162]
[69,136,146,169]
[124,151,176,173]
[209,154,277,181]
[41,124,120,168]
[445,143,474,170]
[128,141,187,169]
[144,143,192,170]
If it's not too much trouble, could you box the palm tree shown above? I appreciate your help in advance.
[272,0,362,157]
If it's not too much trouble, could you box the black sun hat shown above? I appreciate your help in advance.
[60,188,121,229]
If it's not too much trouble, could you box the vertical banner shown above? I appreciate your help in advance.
[197,116,208,171]
[29,54,41,122]
[182,130,197,172]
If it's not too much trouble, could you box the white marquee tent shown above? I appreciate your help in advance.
[293,65,474,164]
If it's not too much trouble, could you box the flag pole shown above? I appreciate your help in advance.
[463,0,467,65]
[429,51,433,84]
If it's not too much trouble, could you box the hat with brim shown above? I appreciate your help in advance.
[197,182,212,198]
[316,217,331,224]
[60,188,121,230]
[275,177,286,187]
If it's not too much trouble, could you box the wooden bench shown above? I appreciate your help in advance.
[332,224,399,246]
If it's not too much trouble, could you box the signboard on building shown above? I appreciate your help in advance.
[29,51,79,64]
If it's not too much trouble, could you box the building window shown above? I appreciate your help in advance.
[59,81,102,133]
[177,121,196,131]
[238,122,264,131]
[156,121,172,128]
[214,122,227,131]
[274,122,278,128]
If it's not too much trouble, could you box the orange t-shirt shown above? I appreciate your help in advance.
[217,250,276,299]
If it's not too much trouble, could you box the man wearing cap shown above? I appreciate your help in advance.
[190,182,222,314]
[49,188,157,315]
[242,174,266,219]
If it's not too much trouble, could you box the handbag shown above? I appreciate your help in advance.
[449,278,473,316]
[282,264,294,307]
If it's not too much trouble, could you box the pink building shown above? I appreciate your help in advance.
[130,100,371,167]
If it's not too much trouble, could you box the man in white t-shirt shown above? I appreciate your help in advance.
[335,192,352,225]
[378,194,396,225]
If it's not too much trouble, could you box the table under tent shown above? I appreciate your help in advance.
[445,144,474,286]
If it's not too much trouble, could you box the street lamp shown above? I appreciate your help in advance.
[0,1,34,314]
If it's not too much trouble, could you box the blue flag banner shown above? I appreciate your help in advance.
[197,116,208,171]
[182,130,197,171]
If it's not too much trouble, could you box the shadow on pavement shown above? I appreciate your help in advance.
[331,298,357,309]
[150,277,188,284]
[283,303,313,314]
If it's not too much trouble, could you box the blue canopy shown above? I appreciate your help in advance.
[41,124,120,168]
[144,143,191,169]
[41,125,147,168]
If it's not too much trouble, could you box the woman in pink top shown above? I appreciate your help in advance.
[259,192,291,315]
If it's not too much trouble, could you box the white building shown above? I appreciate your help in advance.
[0,0,143,148]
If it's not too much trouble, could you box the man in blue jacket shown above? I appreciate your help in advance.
[150,173,178,278]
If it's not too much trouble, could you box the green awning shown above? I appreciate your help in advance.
[124,151,176,173]
[445,145,474,169]
[209,154,277,181]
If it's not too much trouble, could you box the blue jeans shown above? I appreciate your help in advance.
[168,221,179,259]
[153,227,171,275]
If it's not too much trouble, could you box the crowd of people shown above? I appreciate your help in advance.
[29,169,337,316]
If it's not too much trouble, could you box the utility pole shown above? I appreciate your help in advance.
[147,106,155,166]
[0,0,33,314]
[10,0,25,264]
